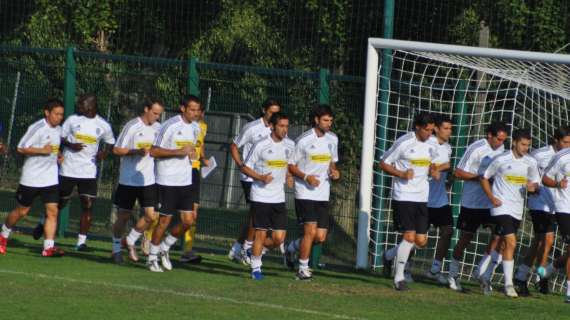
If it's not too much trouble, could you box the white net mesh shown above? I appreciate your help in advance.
[371,48,569,292]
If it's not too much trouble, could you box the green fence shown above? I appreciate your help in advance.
[0,46,364,266]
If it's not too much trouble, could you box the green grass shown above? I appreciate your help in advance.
[0,234,567,319]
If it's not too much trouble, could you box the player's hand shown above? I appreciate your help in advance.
[260,173,273,184]
[400,169,414,180]
[430,165,441,181]
[140,147,150,156]
[40,143,53,155]
[329,168,341,181]
[491,196,502,207]
[68,142,85,151]
[526,182,538,193]
[57,154,64,164]
[305,175,320,187]
[558,178,568,189]
[96,150,108,161]
[180,144,195,158]
[202,158,210,167]
[286,174,294,188]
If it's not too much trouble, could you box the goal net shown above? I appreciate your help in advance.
[357,38,570,293]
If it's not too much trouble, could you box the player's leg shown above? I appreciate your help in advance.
[555,213,570,303]
[493,215,519,297]
[148,185,175,272]
[448,208,479,291]
[33,176,73,240]
[391,201,422,290]
[110,185,137,263]
[181,171,201,263]
[0,185,37,254]
[40,185,64,257]
[75,178,98,251]
[427,206,453,283]
[228,181,252,261]
[124,184,158,261]
[250,202,270,280]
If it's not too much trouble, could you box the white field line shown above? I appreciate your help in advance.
[0,268,367,320]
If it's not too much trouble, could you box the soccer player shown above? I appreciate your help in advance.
[480,128,540,298]
[57,94,115,251]
[379,113,439,291]
[285,104,340,280]
[109,98,163,264]
[240,112,294,280]
[227,98,282,263]
[541,141,570,303]
[0,99,64,256]
[424,115,453,283]
[514,126,570,295]
[147,95,201,272]
[447,121,508,293]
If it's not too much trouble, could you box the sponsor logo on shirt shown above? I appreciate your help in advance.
[175,140,194,148]
[75,133,97,145]
[410,158,431,167]
[51,145,60,154]
[310,153,332,163]
[266,160,288,168]
[136,142,153,149]
[505,175,527,185]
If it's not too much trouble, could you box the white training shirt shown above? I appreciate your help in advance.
[293,128,339,201]
[381,131,439,203]
[483,150,540,220]
[244,136,295,203]
[115,117,161,187]
[456,138,505,209]
[527,145,556,213]
[60,114,115,179]
[154,114,200,187]
[233,118,272,182]
[543,148,570,214]
[17,118,62,188]
[427,136,452,208]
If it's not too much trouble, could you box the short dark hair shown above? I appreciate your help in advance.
[310,104,334,127]
[552,126,570,142]
[44,98,64,112]
[512,128,531,141]
[413,112,434,128]
[269,112,288,127]
[76,94,97,116]
[180,95,202,110]
[262,98,281,111]
[486,121,509,136]
[434,114,452,127]
[142,97,164,113]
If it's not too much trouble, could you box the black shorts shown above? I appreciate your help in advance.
[555,213,570,244]
[190,169,201,205]
[15,184,59,207]
[392,200,429,234]
[295,199,330,229]
[456,207,494,233]
[493,215,521,236]
[530,210,556,234]
[156,184,196,216]
[250,202,287,231]
[113,184,157,210]
[241,181,252,204]
[59,175,97,199]
[428,205,453,228]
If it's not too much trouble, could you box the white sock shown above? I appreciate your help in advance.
[112,237,122,254]
[126,229,142,247]
[483,253,502,281]
[43,239,54,250]
[502,260,514,286]
[544,263,554,279]
[251,255,262,272]
[160,234,177,252]
[514,263,531,281]
[477,254,491,277]
[231,241,242,253]
[287,239,300,253]
[430,259,442,274]
[299,258,309,271]
[77,234,87,246]
[394,240,414,283]
[262,247,269,255]
[449,258,460,278]
[566,280,570,297]
[1,224,11,239]
[279,242,286,254]
[384,245,398,261]
[243,240,253,251]
[149,244,160,261]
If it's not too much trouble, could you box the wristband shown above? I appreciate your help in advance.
[303,174,309,182]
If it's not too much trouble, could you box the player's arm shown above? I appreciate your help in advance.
[329,161,340,180]
[96,143,114,161]
[113,146,147,157]
[289,164,320,187]
[379,160,413,180]
[240,165,272,184]
[229,142,243,167]
[200,144,210,166]
[454,167,479,181]
[480,160,501,207]
[150,144,193,159]
[17,144,52,156]
[61,137,85,151]
[542,158,567,189]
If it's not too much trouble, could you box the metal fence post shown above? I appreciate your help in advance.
[188,57,200,96]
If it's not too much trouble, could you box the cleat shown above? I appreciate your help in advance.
[394,280,409,291]
[382,252,393,278]
[296,268,313,281]
[111,252,124,264]
[127,245,139,262]
[480,277,493,296]
[76,243,88,252]
[514,279,529,297]
[448,276,463,292]
[241,248,252,266]
[404,271,414,283]
[504,285,518,298]
[251,270,264,280]
[538,278,550,294]
[160,251,172,271]
[0,235,7,255]
[32,223,44,240]
[180,251,202,264]
[149,259,163,272]
[228,247,242,262]
[42,246,64,257]
[425,270,449,285]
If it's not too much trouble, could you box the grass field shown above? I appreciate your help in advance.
[0,233,567,320]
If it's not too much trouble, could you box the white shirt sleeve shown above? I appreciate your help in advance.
[154,125,173,148]
[528,161,540,184]
[17,125,40,148]
[61,117,73,139]
[483,156,500,180]
[544,157,561,180]
[332,137,339,163]
[115,125,133,149]
[287,143,296,165]
[381,139,403,164]
[457,145,480,173]
[233,124,251,148]
[244,142,260,168]
[102,122,116,145]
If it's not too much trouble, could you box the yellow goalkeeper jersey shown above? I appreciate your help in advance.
[192,120,208,169]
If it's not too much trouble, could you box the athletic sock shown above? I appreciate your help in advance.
[77,234,87,246]
[287,239,300,253]
[394,240,414,283]
[243,240,253,251]
[503,260,514,287]
[449,258,460,278]
[149,244,160,261]
[514,263,531,282]
[544,263,555,279]
[566,280,570,297]
[160,234,177,252]
[111,237,122,254]
[483,253,502,281]
[299,258,309,271]
[430,259,442,274]
[384,245,398,261]
[1,224,11,239]
[231,241,242,254]
[126,229,142,247]
[251,255,262,272]
[477,253,491,278]
[43,239,54,250]
[279,242,286,254]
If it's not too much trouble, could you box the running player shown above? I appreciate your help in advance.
[240,112,295,280]
[514,126,570,295]
[227,99,282,263]
[109,98,163,264]
[285,104,340,280]
[480,128,540,298]
[379,112,439,291]
[0,99,65,256]
[147,95,201,272]
[447,121,508,293]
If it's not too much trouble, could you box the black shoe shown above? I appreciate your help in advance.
[382,252,393,278]
[284,245,296,270]
[514,279,530,297]
[394,280,409,291]
[32,223,44,240]
[538,278,550,294]
[112,252,124,265]
[76,243,88,252]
